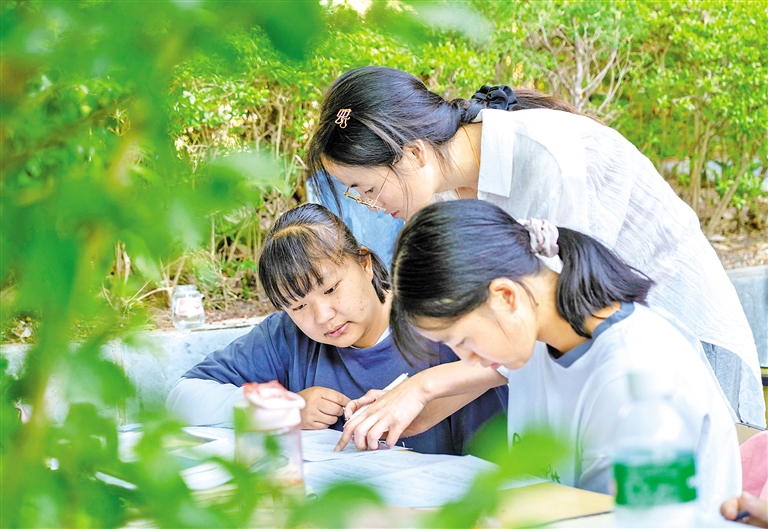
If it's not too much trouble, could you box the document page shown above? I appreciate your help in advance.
[183,426,235,442]
[119,427,532,504]
[304,450,453,493]
[300,429,409,462]
[360,454,497,508]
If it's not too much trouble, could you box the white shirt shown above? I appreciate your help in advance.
[497,303,741,517]
[475,108,764,426]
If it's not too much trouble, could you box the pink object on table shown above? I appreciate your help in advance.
[741,430,768,500]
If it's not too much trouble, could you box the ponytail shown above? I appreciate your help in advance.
[555,228,653,338]
[454,87,584,124]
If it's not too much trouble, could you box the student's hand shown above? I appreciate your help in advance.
[297,386,351,430]
[721,492,768,527]
[343,390,386,419]
[335,378,428,451]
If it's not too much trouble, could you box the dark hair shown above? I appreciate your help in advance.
[258,203,390,309]
[390,200,654,361]
[307,66,582,208]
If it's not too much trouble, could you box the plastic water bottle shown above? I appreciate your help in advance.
[234,381,306,492]
[612,371,698,528]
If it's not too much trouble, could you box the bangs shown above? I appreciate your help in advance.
[259,224,345,309]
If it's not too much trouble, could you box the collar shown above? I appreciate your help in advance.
[348,327,392,350]
[552,302,636,368]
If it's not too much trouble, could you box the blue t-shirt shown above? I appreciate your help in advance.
[183,311,508,455]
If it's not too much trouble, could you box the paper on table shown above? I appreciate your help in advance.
[188,438,235,460]
[183,426,235,442]
[499,474,547,490]
[304,450,453,493]
[116,430,234,491]
[300,429,409,462]
[118,431,143,463]
[306,449,522,508]
[165,427,389,465]
[180,462,233,491]
[360,454,497,508]
[166,436,236,491]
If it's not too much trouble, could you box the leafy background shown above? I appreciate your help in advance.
[1,1,766,527]
[163,0,768,324]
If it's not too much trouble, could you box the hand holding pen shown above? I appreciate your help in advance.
[335,373,415,451]
[347,373,408,421]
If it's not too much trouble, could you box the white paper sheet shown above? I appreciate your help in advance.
[188,438,235,460]
[499,475,547,490]
[300,429,409,462]
[359,454,497,508]
[304,450,453,493]
[118,431,142,463]
[114,427,547,505]
[183,426,235,442]
[179,462,233,491]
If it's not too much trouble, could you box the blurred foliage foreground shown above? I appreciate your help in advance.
[0,1,569,527]
[0,0,766,527]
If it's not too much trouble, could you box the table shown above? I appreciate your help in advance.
[493,482,614,527]
[119,426,618,526]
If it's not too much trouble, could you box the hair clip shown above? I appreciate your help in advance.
[335,108,351,128]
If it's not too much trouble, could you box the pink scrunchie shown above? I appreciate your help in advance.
[519,218,559,257]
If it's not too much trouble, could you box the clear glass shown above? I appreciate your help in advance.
[235,425,304,488]
[171,284,205,330]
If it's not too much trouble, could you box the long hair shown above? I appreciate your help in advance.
[391,200,654,361]
[307,66,582,209]
[258,203,390,309]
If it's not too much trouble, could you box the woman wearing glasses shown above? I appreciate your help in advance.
[306,65,763,427]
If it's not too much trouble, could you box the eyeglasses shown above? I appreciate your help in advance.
[343,168,390,212]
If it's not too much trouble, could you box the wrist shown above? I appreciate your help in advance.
[413,369,438,402]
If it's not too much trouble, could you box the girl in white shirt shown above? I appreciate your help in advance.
[306,65,763,426]
[339,199,740,516]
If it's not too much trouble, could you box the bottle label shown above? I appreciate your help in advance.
[175,297,204,317]
[614,454,697,507]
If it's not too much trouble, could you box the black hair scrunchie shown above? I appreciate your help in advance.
[471,84,519,111]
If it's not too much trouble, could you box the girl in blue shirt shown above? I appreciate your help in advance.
[166,203,506,455]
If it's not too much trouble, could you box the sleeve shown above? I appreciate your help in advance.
[165,378,244,427]
[436,345,509,455]
[181,313,293,386]
[167,313,299,425]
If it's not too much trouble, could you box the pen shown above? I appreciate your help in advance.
[347,373,409,421]
[734,509,750,522]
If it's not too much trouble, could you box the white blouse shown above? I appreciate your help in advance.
[474,108,764,427]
